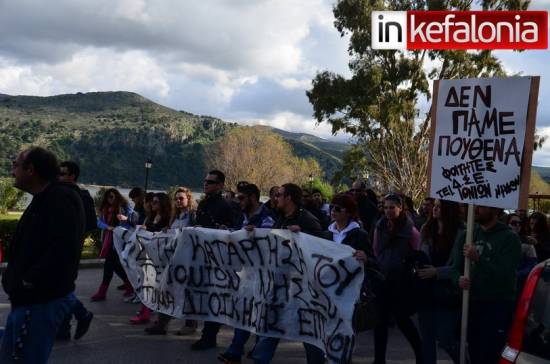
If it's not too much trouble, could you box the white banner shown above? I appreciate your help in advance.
[430,76,534,209]
[113,227,363,363]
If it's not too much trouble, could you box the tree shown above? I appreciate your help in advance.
[205,126,322,193]
[307,0,542,202]
[0,178,25,214]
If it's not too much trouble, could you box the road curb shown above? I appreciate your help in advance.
[0,259,104,272]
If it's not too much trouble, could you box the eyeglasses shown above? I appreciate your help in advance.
[331,205,344,213]
[204,179,218,185]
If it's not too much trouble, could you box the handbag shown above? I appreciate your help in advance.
[352,267,385,332]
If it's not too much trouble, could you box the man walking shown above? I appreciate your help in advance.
[452,205,521,364]
[191,170,239,351]
[57,160,95,340]
[1,147,85,363]
[218,183,275,363]
[250,183,325,364]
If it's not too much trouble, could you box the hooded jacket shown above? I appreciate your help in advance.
[450,221,521,301]
[2,182,85,307]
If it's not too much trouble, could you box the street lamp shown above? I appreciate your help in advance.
[308,173,314,192]
[144,159,152,192]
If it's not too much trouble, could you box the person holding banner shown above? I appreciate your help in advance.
[130,192,171,324]
[191,170,239,351]
[144,187,198,335]
[372,193,423,364]
[90,188,136,301]
[218,183,276,364]
[451,205,521,364]
[250,183,325,364]
[417,199,464,364]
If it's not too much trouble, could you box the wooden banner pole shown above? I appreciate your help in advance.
[460,203,475,364]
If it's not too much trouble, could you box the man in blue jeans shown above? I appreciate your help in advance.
[0,147,85,363]
[57,161,95,340]
[249,183,325,364]
[217,183,275,363]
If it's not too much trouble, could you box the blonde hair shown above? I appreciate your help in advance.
[170,187,196,226]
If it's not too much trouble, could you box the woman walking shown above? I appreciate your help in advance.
[91,188,137,301]
[417,199,464,364]
[130,192,171,324]
[373,194,423,364]
[144,187,198,334]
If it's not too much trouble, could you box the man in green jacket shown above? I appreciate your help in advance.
[451,205,521,364]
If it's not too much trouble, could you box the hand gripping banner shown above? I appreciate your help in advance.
[113,227,363,363]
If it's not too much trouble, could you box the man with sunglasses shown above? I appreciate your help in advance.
[191,170,239,351]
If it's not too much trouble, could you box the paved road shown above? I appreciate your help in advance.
[0,268,453,363]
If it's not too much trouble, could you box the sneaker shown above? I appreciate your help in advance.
[217,352,241,363]
[175,326,196,336]
[191,338,216,351]
[74,312,93,340]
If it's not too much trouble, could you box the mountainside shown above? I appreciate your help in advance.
[533,166,550,184]
[0,91,347,188]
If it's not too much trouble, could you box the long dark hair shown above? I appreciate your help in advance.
[99,188,128,215]
[506,213,528,237]
[421,200,462,259]
[384,194,408,242]
[153,192,171,229]
[529,212,550,240]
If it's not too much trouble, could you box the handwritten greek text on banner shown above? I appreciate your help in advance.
[113,227,363,363]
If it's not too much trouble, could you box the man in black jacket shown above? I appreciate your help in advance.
[191,170,239,351]
[57,161,95,340]
[0,147,85,363]
[250,183,326,364]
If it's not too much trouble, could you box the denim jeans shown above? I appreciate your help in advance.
[418,306,460,364]
[251,335,325,364]
[468,300,515,364]
[227,328,251,357]
[0,294,75,364]
[58,292,89,336]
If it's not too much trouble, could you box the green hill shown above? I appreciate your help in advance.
[0,91,348,188]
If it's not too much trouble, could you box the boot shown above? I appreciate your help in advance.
[130,305,150,324]
[90,284,109,302]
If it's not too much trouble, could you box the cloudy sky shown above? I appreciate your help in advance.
[1,0,549,165]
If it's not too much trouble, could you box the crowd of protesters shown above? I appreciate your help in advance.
[1,147,550,364]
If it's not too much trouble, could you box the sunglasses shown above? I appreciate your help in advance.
[204,179,218,185]
[331,205,344,213]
